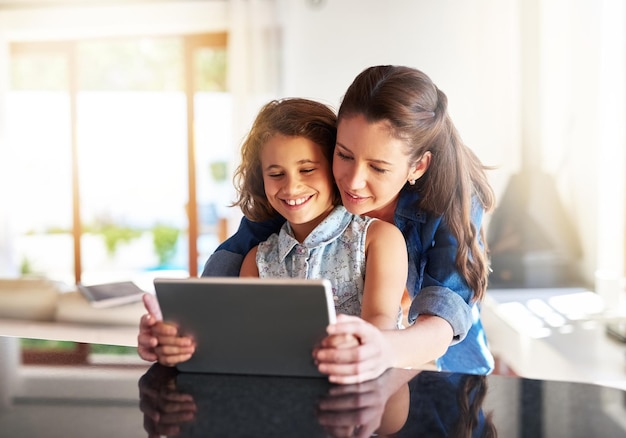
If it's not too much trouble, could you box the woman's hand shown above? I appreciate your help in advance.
[315,367,418,437]
[314,314,396,384]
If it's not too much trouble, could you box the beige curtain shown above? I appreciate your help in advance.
[0,38,17,276]
[227,0,281,145]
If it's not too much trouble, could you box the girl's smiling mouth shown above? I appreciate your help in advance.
[282,195,313,206]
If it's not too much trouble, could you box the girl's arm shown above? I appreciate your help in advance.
[360,220,408,330]
[239,246,260,277]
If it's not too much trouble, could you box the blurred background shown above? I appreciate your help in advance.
[0,0,623,292]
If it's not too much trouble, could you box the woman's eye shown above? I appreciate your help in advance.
[336,151,353,160]
[371,165,388,174]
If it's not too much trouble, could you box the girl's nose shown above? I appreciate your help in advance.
[282,174,302,194]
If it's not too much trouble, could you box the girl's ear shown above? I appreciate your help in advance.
[408,151,432,182]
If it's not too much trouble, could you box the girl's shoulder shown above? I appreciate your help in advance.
[364,217,404,247]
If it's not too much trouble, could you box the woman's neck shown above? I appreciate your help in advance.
[366,199,397,224]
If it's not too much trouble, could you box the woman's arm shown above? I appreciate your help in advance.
[314,313,452,384]
[201,215,285,277]
[360,220,407,330]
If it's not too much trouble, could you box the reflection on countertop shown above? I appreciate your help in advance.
[1,335,626,437]
[483,288,626,391]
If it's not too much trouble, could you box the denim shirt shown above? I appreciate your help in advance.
[202,186,494,375]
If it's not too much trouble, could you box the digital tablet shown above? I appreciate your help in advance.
[77,281,145,308]
[153,277,336,378]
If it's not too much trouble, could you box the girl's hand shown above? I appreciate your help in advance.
[151,321,196,367]
[139,365,197,438]
[137,294,163,362]
[138,293,195,366]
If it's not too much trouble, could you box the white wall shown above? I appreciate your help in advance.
[277,0,521,197]
[276,0,625,286]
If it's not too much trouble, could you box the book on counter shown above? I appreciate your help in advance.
[77,281,146,308]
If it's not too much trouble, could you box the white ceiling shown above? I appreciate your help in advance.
[0,0,205,9]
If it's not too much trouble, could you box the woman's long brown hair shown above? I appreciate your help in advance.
[338,65,495,301]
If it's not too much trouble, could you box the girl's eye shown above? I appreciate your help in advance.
[301,168,315,174]
[268,172,283,178]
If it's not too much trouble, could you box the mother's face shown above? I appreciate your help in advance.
[333,115,420,222]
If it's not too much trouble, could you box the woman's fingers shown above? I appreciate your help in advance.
[315,315,392,384]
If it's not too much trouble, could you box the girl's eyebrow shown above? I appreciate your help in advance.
[264,159,320,171]
[335,142,394,166]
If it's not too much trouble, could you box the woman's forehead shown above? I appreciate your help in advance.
[337,116,409,158]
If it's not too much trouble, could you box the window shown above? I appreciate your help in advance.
[8,33,230,286]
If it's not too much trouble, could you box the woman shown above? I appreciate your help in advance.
[138,65,496,384]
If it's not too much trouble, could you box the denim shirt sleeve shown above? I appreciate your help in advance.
[402,195,485,345]
[201,215,285,277]
[409,286,473,345]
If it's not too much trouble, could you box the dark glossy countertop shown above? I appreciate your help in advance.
[1,335,626,437]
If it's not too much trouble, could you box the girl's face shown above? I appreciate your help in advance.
[334,115,423,222]
[261,134,335,241]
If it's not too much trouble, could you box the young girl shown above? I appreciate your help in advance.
[145,98,408,366]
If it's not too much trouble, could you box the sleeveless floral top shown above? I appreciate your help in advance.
[256,205,372,316]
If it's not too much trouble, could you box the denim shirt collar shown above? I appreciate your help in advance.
[394,186,428,224]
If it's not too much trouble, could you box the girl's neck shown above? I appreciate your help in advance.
[290,205,336,243]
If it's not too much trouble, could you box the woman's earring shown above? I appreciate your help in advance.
[408,179,416,185]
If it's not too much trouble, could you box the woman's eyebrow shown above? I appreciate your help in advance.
[335,142,350,152]
[336,142,393,166]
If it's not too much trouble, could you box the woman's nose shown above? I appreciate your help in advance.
[344,166,367,191]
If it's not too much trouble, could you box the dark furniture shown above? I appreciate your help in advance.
[0,335,625,437]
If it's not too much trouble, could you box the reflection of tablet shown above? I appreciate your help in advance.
[77,281,145,308]
[154,277,336,378]
[174,373,331,437]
